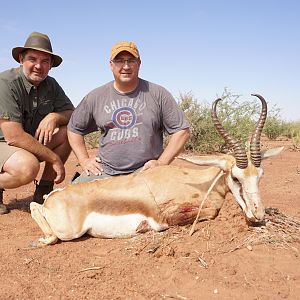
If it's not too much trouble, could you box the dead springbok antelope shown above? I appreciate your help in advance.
[30,94,283,247]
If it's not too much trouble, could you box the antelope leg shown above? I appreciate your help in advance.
[30,202,58,247]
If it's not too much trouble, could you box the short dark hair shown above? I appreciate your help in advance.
[20,50,28,59]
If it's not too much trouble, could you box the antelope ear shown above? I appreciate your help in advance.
[177,155,234,171]
[261,146,284,160]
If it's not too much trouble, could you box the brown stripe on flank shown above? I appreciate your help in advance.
[46,175,162,219]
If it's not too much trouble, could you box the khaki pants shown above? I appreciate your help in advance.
[0,142,21,171]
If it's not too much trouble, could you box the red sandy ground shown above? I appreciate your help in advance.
[0,139,299,300]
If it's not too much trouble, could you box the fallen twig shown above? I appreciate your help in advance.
[197,256,208,268]
[78,266,105,273]
[161,293,189,300]
[189,170,225,236]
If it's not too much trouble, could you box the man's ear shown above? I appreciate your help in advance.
[19,53,23,64]
[109,60,114,71]
[50,56,54,69]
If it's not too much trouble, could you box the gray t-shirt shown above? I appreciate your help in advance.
[68,79,189,175]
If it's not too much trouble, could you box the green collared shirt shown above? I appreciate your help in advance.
[0,67,74,140]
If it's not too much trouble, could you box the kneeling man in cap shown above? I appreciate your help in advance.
[0,32,74,214]
[68,41,189,183]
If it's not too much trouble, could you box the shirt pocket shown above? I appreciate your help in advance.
[37,100,54,116]
[31,100,54,134]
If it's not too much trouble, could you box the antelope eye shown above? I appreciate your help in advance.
[231,175,239,183]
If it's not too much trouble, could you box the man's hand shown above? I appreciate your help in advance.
[142,159,165,171]
[142,129,190,172]
[80,156,104,176]
[52,157,65,184]
[35,113,59,145]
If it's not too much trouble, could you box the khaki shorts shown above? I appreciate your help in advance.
[0,142,21,171]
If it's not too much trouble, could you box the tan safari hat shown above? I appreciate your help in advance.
[12,31,62,67]
[110,41,140,60]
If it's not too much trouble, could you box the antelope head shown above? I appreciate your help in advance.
[212,94,283,223]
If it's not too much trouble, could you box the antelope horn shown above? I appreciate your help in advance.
[211,98,248,169]
[250,94,268,167]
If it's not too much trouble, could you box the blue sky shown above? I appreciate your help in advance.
[1,0,299,121]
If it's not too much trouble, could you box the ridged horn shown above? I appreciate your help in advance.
[250,94,268,167]
[211,98,248,169]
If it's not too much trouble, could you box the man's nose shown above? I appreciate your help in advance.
[123,61,130,67]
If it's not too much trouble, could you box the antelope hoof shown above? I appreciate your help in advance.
[136,220,152,234]
[29,235,58,248]
[28,238,47,248]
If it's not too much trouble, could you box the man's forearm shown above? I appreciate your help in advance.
[67,130,90,164]
[8,131,59,164]
[50,110,74,126]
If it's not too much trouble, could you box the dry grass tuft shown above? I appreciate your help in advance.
[223,207,300,253]
[249,207,300,247]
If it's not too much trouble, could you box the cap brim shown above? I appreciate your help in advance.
[110,47,139,60]
[12,46,63,67]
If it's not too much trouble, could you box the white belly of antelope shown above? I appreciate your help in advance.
[83,212,167,238]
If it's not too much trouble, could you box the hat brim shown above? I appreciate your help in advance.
[12,46,62,67]
[110,47,140,60]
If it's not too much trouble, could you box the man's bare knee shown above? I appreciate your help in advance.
[2,150,40,187]
[18,160,40,183]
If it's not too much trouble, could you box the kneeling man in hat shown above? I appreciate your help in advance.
[0,32,74,214]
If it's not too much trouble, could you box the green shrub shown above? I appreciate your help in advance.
[263,117,284,140]
[177,92,220,152]
[177,88,289,153]
[281,121,300,149]
[84,131,101,149]
[282,121,300,139]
